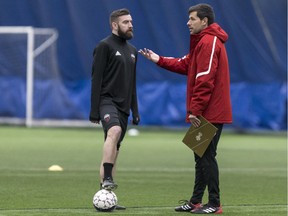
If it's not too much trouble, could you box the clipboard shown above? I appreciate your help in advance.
[182,116,218,157]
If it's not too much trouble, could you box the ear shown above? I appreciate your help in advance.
[202,17,208,26]
[112,22,118,30]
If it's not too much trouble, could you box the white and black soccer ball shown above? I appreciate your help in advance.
[92,189,118,212]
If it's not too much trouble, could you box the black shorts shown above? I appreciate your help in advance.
[99,99,128,150]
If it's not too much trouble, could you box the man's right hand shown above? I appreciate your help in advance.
[138,48,160,63]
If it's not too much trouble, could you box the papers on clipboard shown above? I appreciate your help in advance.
[182,116,218,157]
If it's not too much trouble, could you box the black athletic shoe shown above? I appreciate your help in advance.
[175,200,202,212]
[191,204,222,214]
[115,205,126,210]
[102,177,118,191]
[93,205,116,212]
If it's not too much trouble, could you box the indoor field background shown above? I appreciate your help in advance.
[0,0,287,130]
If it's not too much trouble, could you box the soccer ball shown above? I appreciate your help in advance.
[92,189,118,212]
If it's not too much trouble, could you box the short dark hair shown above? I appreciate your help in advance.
[188,4,215,25]
[109,8,130,25]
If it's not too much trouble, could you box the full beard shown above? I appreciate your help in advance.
[118,28,133,40]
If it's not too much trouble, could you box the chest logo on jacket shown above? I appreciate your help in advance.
[115,51,121,56]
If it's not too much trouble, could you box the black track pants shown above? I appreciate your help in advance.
[190,124,223,207]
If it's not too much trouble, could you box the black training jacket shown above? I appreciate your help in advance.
[90,33,139,121]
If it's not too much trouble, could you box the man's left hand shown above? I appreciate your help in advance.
[132,116,140,125]
[189,114,201,127]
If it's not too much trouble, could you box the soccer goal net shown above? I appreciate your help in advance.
[0,26,91,127]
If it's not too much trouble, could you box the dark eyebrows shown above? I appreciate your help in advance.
[120,17,133,24]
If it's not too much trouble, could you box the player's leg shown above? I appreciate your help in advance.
[100,150,119,184]
[101,125,121,190]
[110,150,126,210]
[111,111,128,210]
[112,150,119,177]
[111,112,128,177]
[98,101,122,190]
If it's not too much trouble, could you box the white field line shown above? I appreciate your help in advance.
[0,204,287,212]
[0,167,286,173]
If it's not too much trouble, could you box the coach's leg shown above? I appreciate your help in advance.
[190,153,207,204]
[207,124,223,207]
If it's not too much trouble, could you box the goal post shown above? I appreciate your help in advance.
[0,26,92,127]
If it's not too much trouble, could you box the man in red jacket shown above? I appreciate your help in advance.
[139,4,232,214]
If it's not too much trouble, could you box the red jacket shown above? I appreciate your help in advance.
[157,23,232,124]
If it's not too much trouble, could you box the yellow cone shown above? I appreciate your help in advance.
[48,165,63,171]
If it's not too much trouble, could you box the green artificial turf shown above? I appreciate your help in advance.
[0,126,286,215]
